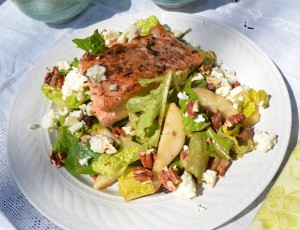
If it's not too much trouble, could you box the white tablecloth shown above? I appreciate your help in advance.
[1,0,299,229]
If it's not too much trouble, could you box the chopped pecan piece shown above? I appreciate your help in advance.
[140,149,156,169]
[44,66,64,90]
[50,150,67,168]
[186,101,200,119]
[132,167,153,183]
[206,77,221,91]
[225,113,246,128]
[200,65,212,75]
[157,167,180,192]
[211,110,224,131]
[215,159,232,177]
[233,81,240,88]
[207,157,232,177]
[112,126,125,137]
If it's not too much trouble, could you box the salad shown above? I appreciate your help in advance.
[41,16,277,202]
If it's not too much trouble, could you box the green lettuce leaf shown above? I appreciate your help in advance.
[118,166,156,201]
[92,147,140,178]
[218,125,254,158]
[134,15,159,36]
[64,142,101,175]
[41,84,90,110]
[72,29,107,55]
[185,132,210,183]
[204,127,232,160]
[178,75,210,134]
[53,126,79,153]
[126,71,173,147]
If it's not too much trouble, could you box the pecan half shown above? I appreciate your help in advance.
[132,167,153,183]
[186,101,200,119]
[44,66,64,90]
[157,167,180,192]
[140,149,156,169]
[211,110,224,131]
[112,126,125,137]
[225,113,246,128]
[206,77,221,91]
[50,150,67,168]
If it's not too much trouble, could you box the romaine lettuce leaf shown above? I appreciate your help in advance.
[118,167,156,201]
[64,142,101,175]
[204,127,232,160]
[41,84,90,110]
[53,126,79,153]
[185,132,210,183]
[92,147,140,178]
[126,71,173,147]
[218,125,254,158]
[134,15,159,36]
[178,75,210,134]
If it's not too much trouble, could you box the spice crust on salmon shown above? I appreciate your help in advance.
[79,23,205,126]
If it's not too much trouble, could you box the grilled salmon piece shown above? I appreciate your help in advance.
[79,23,204,126]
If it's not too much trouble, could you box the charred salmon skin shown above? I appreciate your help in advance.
[79,23,204,126]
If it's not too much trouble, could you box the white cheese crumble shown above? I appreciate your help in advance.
[79,156,91,166]
[41,109,59,131]
[191,73,204,81]
[117,25,141,43]
[174,171,196,199]
[183,145,189,151]
[64,110,84,134]
[225,85,249,110]
[57,60,71,72]
[194,114,206,123]
[61,68,88,100]
[109,84,118,91]
[122,125,134,135]
[102,30,120,46]
[89,135,117,154]
[253,131,277,153]
[202,169,218,187]
[86,64,107,84]
[177,91,189,100]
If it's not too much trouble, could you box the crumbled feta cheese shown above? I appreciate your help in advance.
[222,69,237,84]
[253,131,277,153]
[58,107,69,116]
[194,114,206,123]
[117,25,141,43]
[225,85,249,110]
[122,125,134,135]
[76,91,85,101]
[109,84,118,91]
[89,135,117,154]
[195,204,207,212]
[177,91,189,100]
[69,121,83,134]
[215,79,232,97]
[183,145,189,151]
[41,109,59,131]
[86,64,107,83]
[102,30,119,46]
[203,169,218,187]
[192,73,204,81]
[64,110,84,133]
[86,102,95,116]
[174,171,196,199]
[183,112,188,117]
[57,60,71,72]
[61,68,88,100]
[211,67,224,79]
[79,156,91,166]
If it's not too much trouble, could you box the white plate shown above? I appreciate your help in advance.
[7,12,291,230]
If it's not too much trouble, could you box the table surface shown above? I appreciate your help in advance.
[1,0,299,229]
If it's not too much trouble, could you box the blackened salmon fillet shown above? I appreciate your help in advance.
[79,23,204,126]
